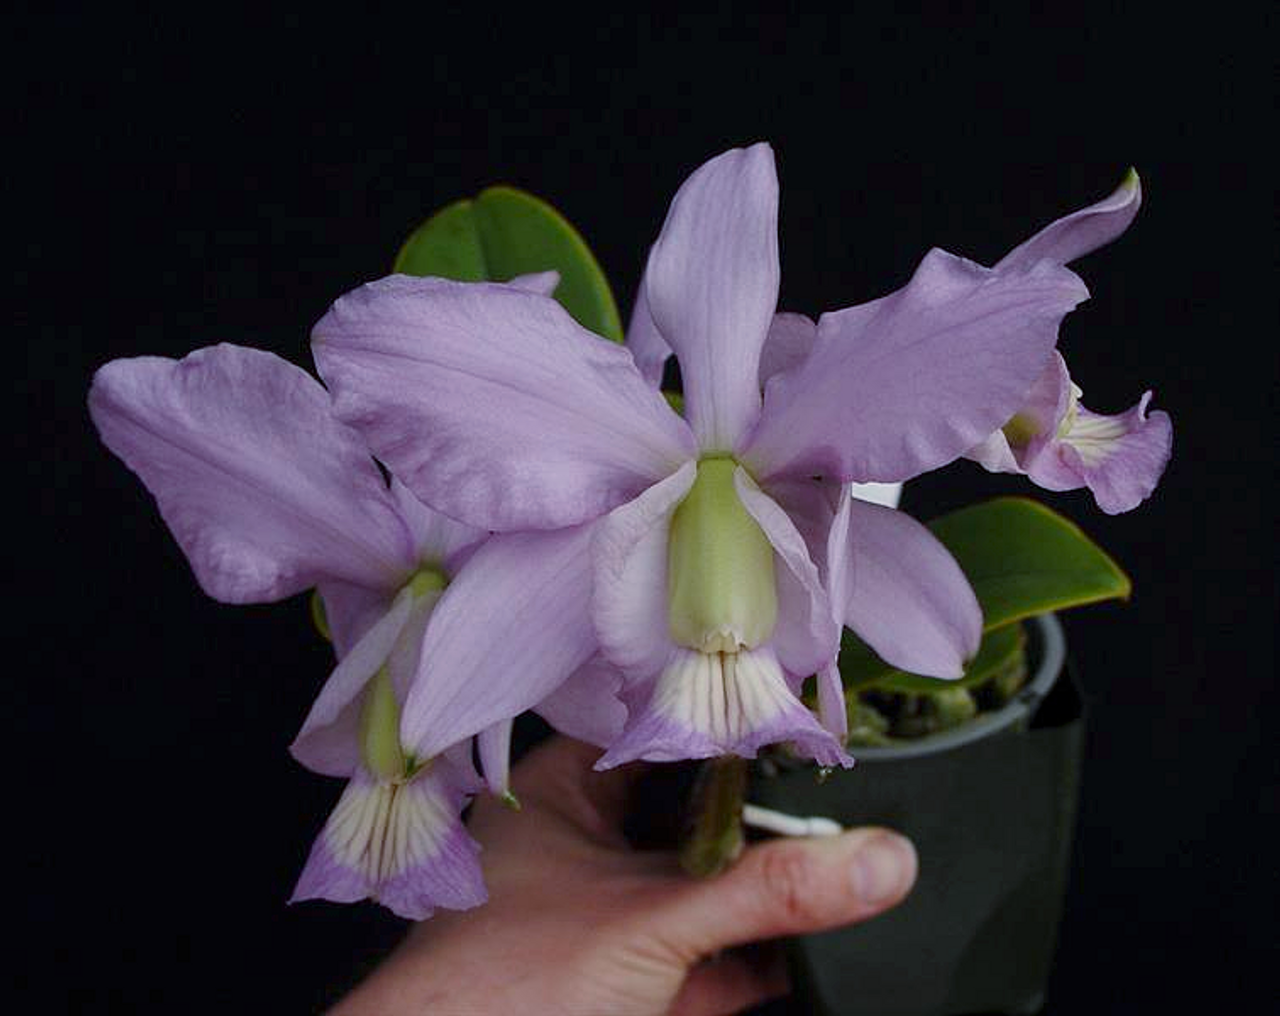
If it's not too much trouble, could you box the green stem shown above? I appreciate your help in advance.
[679,756,748,877]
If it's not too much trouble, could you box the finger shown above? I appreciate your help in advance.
[512,735,650,834]
[653,827,918,960]
[668,946,788,1016]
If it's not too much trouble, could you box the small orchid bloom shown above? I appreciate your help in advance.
[312,144,1090,769]
[964,171,1173,513]
[87,339,551,919]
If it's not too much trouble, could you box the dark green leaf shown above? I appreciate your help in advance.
[394,186,623,342]
[930,496,1130,627]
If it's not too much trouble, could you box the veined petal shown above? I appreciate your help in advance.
[758,312,817,385]
[964,351,1071,474]
[383,585,444,705]
[965,430,1020,473]
[760,476,845,570]
[743,251,1088,484]
[624,274,670,387]
[644,144,780,452]
[400,524,600,759]
[815,661,848,741]
[315,579,395,658]
[89,344,414,602]
[477,717,514,798]
[831,497,981,679]
[1030,393,1173,514]
[533,654,628,747]
[313,276,694,531]
[389,478,487,572]
[733,468,840,680]
[290,586,417,777]
[591,462,697,680]
[290,761,485,921]
[996,169,1141,272]
[596,646,850,768]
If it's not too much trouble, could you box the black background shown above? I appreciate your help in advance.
[18,7,1274,1013]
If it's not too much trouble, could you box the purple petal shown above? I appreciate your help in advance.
[964,352,1071,474]
[316,579,395,658]
[476,718,513,797]
[742,251,1088,484]
[313,276,694,531]
[758,312,817,385]
[760,476,845,569]
[399,524,600,758]
[644,144,780,452]
[290,586,416,777]
[1031,393,1173,514]
[596,646,850,769]
[624,274,670,387]
[290,762,485,921]
[830,496,981,679]
[591,462,697,680]
[88,344,414,603]
[508,270,561,296]
[389,478,487,572]
[734,469,840,680]
[383,587,443,705]
[996,169,1141,272]
[815,661,848,741]
[965,430,1019,473]
[533,654,628,747]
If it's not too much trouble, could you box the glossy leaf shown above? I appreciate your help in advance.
[394,186,623,342]
[839,497,1130,690]
[930,497,1130,628]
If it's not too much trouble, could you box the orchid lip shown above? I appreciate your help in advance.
[323,769,449,890]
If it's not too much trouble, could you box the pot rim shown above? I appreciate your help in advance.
[847,612,1066,762]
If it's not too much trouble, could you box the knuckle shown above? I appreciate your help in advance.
[757,843,825,926]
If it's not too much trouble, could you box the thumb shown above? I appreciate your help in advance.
[653,827,917,960]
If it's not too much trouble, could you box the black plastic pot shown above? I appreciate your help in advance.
[751,613,1083,1016]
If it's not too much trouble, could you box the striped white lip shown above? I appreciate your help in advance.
[652,644,793,745]
[323,774,452,887]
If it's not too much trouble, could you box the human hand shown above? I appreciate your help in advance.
[331,736,917,1015]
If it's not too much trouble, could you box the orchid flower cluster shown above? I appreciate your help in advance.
[89,144,1170,920]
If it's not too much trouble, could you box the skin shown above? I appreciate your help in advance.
[332,736,918,1015]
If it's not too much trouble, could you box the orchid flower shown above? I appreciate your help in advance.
[311,143,1090,770]
[87,336,590,920]
[965,170,1173,513]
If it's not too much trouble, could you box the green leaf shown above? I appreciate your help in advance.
[839,496,1130,690]
[930,496,1131,628]
[394,186,623,342]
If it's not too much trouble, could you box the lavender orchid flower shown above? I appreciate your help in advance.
[965,170,1173,513]
[312,143,1090,770]
[87,335,583,920]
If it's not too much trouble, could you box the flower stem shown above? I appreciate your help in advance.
[679,756,748,877]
